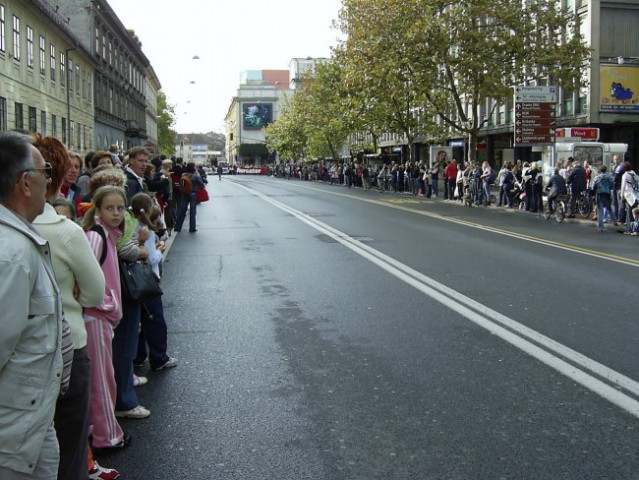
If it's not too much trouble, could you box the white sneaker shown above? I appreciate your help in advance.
[115,405,150,419]
[153,357,178,371]
[133,375,148,387]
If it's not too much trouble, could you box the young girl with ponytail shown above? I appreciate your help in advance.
[130,193,178,372]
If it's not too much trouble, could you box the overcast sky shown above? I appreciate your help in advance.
[106,0,343,134]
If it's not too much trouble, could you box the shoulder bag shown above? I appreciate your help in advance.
[119,258,163,301]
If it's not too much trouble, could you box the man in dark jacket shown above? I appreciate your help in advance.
[545,168,567,214]
[124,147,149,205]
[566,159,587,217]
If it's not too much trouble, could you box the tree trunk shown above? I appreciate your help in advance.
[468,130,478,164]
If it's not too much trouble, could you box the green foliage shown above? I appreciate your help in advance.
[337,0,590,161]
[157,91,178,156]
[266,62,350,162]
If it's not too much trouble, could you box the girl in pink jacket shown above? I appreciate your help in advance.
[82,186,128,451]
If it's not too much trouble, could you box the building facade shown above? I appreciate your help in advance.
[289,57,330,90]
[57,0,150,152]
[144,65,160,150]
[0,0,96,152]
[225,69,291,166]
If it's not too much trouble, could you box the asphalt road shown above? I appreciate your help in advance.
[104,177,639,480]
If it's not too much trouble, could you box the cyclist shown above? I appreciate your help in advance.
[545,168,567,215]
[566,159,587,217]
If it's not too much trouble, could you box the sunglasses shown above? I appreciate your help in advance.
[22,162,53,179]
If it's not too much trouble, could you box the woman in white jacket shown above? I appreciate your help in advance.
[619,161,638,233]
[32,135,105,480]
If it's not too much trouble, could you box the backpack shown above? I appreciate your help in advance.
[179,174,193,194]
[504,170,514,185]
[597,175,611,194]
[89,225,108,266]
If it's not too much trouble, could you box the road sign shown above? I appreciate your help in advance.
[514,89,557,145]
[514,86,557,103]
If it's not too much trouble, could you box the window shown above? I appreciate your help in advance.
[61,117,66,143]
[108,41,112,65]
[50,43,56,81]
[26,25,33,67]
[28,106,36,132]
[51,113,57,137]
[0,5,5,52]
[102,34,106,59]
[0,97,6,131]
[94,26,99,54]
[60,51,65,85]
[69,120,74,148]
[75,65,80,98]
[39,36,45,74]
[68,58,73,93]
[40,110,46,136]
[14,102,23,129]
[12,15,19,60]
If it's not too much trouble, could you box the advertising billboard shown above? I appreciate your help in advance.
[242,103,273,129]
[600,66,639,111]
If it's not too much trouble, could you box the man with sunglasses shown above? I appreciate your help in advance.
[0,131,64,479]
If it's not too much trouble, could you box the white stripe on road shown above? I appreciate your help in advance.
[288,182,639,268]
[233,181,639,419]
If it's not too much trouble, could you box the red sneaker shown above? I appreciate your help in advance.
[88,461,120,480]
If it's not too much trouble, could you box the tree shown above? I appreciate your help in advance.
[337,0,591,163]
[265,95,308,162]
[297,61,351,161]
[336,0,446,164]
[266,62,351,163]
[157,91,177,156]
[420,0,590,162]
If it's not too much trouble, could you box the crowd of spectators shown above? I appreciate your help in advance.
[0,131,207,480]
[270,153,637,234]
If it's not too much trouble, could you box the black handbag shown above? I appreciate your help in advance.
[119,259,163,301]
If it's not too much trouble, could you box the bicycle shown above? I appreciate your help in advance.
[576,190,594,219]
[544,194,568,223]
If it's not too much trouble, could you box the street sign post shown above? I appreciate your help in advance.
[513,86,557,146]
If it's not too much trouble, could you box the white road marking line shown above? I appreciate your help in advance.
[233,181,639,419]
[276,180,639,268]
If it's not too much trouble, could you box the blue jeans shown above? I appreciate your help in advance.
[431,175,439,196]
[113,296,141,411]
[483,180,492,204]
[597,193,616,230]
[499,184,512,206]
[137,295,169,370]
[175,192,197,232]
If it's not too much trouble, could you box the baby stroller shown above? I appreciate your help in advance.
[512,181,525,209]
[463,177,476,207]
